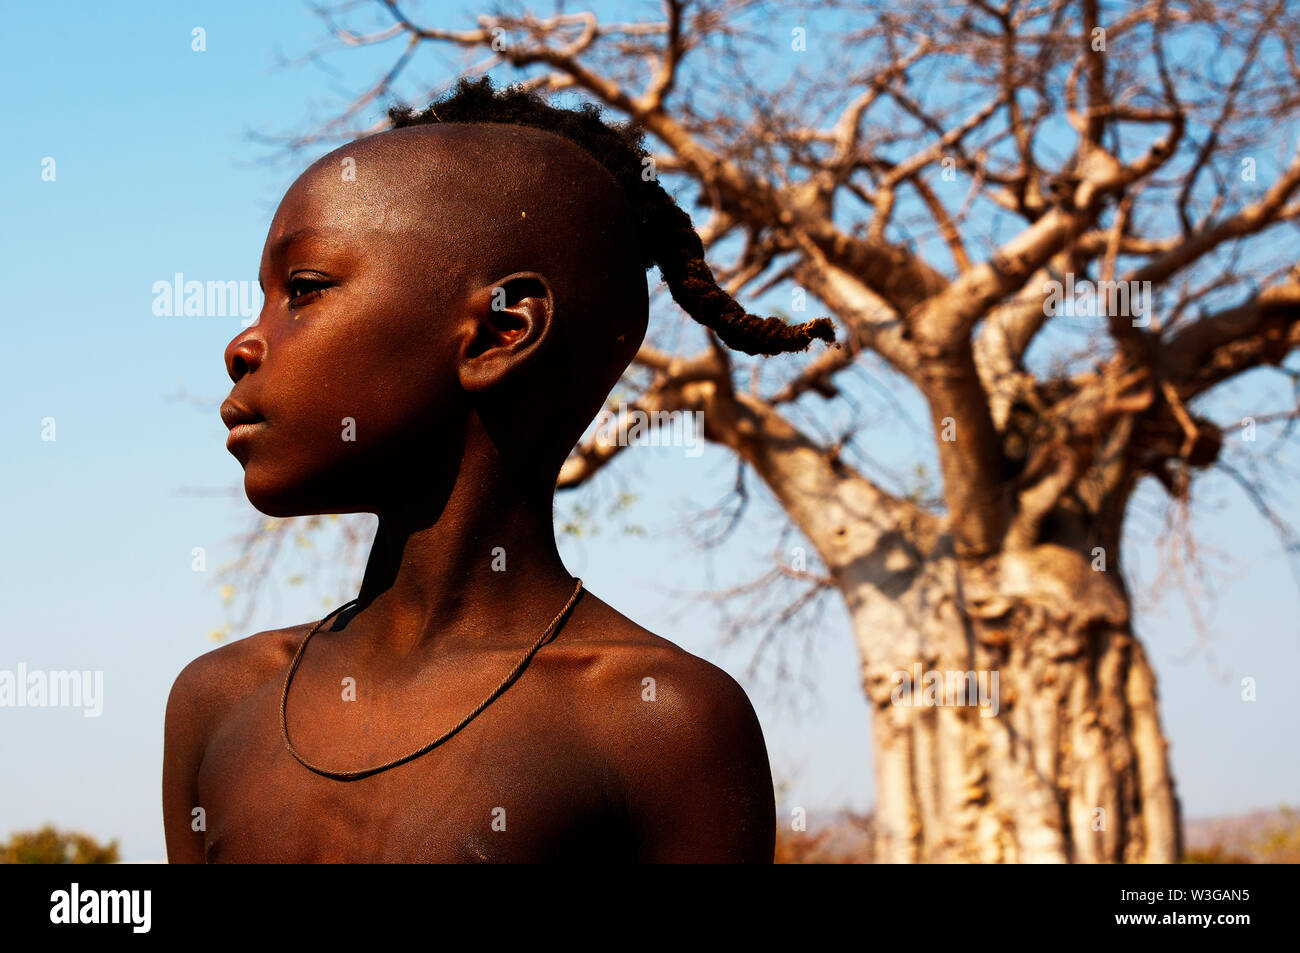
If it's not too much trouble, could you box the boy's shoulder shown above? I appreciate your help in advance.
[166,621,313,723]
[550,593,764,747]
[551,594,775,860]
[557,593,742,686]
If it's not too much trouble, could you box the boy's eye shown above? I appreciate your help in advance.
[287,276,330,306]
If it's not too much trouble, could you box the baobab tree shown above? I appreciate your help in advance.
[232,0,1300,862]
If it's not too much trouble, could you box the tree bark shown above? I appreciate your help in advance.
[850,538,1181,863]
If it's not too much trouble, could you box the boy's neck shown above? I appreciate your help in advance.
[349,477,575,655]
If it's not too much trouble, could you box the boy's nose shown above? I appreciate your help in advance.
[224,332,265,383]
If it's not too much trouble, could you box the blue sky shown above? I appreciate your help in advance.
[1,1,1296,861]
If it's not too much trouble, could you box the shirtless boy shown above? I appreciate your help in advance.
[163,77,833,863]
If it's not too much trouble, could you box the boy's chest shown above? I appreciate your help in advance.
[195,678,625,863]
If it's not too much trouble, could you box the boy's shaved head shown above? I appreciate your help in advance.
[307,121,649,371]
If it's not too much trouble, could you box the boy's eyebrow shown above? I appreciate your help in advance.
[260,227,327,290]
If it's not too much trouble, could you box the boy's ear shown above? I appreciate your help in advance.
[458,272,556,392]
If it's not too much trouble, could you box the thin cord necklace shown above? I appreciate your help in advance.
[280,577,585,781]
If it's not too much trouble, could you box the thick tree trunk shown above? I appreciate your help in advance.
[698,387,1181,862]
[848,541,1182,863]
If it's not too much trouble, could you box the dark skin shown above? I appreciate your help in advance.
[163,123,776,863]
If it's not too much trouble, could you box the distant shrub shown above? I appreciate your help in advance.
[1182,805,1300,864]
[0,825,120,864]
[1182,845,1252,864]
[1252,806,1300,863]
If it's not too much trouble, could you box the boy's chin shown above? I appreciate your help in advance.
[242,472,361,519]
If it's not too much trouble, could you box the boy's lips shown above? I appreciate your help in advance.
[220,398,267,447]
[220,398,264,429]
